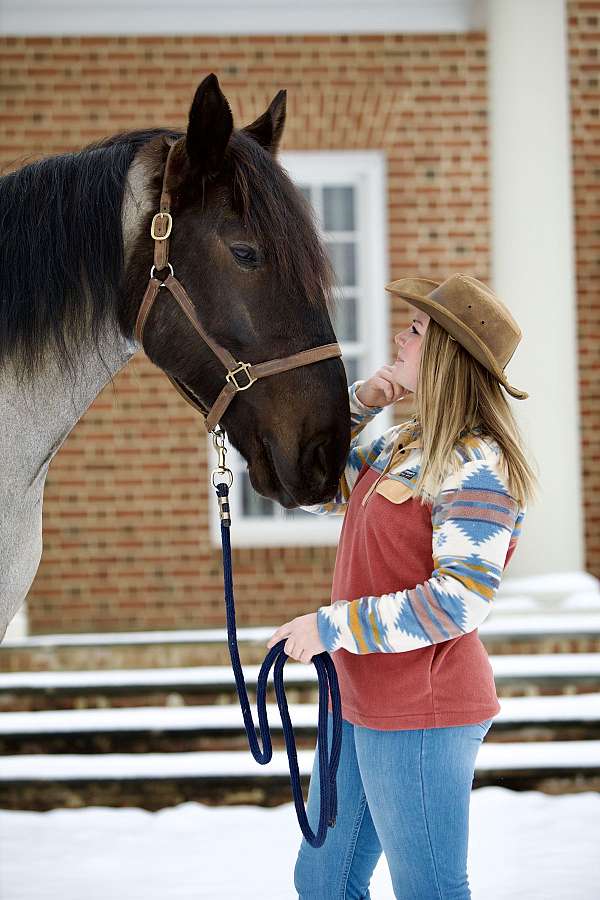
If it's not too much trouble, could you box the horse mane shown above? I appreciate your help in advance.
[0,128,179,382]
[0,126,335,383]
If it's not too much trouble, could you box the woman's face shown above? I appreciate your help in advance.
[390,305,430,393]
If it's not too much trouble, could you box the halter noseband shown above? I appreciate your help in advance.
[134,137,343,433]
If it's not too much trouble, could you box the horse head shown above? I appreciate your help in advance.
[123,74,351,509]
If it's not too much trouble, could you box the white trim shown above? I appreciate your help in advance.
[208,149,390,548]
[2,0,487,36]
[487,0,579,580]
[3,602,28,640]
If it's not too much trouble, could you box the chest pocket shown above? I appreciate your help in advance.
[374,472,417,505]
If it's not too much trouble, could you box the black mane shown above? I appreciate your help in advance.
[0,128,179,381]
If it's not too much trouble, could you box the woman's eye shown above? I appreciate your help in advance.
[231,244,259,266]
[411,325,418,334]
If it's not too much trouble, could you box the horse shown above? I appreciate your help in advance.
[0,73,351,642]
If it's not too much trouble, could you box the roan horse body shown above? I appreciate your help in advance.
[0,74,351,641]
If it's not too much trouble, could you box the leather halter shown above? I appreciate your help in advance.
[134,137,343,433]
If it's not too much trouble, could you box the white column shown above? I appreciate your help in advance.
[486,0,584,577]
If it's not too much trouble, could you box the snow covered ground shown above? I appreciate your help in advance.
[0,787,598,899]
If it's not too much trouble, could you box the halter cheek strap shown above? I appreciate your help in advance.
[133,137,342,434]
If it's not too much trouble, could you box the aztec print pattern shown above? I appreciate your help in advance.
[311,381,526,655]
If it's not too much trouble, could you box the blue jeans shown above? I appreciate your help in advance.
[294,711,494,900]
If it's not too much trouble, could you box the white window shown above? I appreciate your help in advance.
[208,151,391,547]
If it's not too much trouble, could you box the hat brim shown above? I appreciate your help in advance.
[385,278,441,302]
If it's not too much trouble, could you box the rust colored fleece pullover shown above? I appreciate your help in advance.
[306,381,524,730]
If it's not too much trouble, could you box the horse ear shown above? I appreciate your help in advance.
[186,73,234,175]
[242,89,287,155]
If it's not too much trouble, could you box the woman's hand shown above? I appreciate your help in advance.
[266,612,326,663]
[356,364,411,408]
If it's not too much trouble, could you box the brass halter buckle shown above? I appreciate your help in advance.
[150,212,173,241]
[226,361,256,392]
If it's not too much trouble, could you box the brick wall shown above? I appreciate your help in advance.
[568,1,600,579]
[0,12,596,634]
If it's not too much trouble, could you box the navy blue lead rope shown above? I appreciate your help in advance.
[215,480,343,848]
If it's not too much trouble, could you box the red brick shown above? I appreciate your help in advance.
[0,21,594,633]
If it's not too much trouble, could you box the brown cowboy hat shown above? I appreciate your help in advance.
[385,273,529,400]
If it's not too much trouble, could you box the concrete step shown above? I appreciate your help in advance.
[2,616,600,672]
[1,653,599,712]
[1,740,598,811]
[1,694,599,755]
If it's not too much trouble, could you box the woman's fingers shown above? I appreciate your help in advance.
[358,365,411,407]
[374,369,405,402]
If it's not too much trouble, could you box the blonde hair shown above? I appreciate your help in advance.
[409,318,540,509]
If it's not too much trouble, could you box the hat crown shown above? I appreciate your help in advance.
[427,273,521,369]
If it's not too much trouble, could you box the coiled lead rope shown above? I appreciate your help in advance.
[211,427,342,848]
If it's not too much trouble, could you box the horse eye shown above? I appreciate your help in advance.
[230,244,259,266]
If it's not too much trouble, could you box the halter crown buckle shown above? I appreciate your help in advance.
[226,362,256,392]
[150,212,173,241]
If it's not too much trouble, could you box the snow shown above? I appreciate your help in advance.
[2,603,600,652]
[0,569,597,897]
[2,652,600,690]
[0,693,599,737]
[496,692,600,721]
[480,613,600,635]
[491,652,600,676]
[0,627,276,649]
[499,570,598,595]
[0,788,598,899]
[1,739,599,780]
[0,663,315,689]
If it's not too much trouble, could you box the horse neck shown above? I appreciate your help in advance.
[0,147,158,483]
[0,319,138,493]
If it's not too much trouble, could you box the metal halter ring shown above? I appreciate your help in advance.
[150,263,174,282]
[212,468,234,489]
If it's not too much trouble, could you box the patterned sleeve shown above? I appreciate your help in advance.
[316,449,522,653]
[300,380,392,516]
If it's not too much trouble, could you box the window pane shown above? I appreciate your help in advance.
[241,473,276,517]
[323,186,355,231]
[327,242,357,287]
[298,185,312,205]
[343,356,360,386]
[331,295,358,342]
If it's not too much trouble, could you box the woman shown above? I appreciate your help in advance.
[267,273,539,900]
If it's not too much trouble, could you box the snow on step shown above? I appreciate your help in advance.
[1,653,599,692]
[480,613,600,635]
[0,663,312,690]
[2,611,600,651]
[0,627,277,649]
[1,741,600,781]
[491,653,600,677]
[0,693,599,735]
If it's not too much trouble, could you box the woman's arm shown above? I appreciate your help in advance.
[315,448,522,652]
